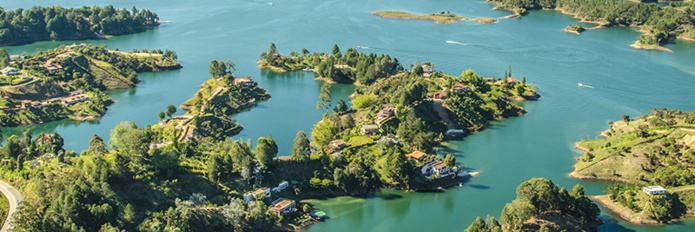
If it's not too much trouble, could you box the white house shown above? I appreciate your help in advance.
[272,181,289,193]
[269,198,296,217]
[243,187,271,202]
[1,67,20,76]
[643,186,669,195]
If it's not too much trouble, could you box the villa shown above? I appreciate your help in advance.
[234,77,254,87]
[454,83,470,93]
[406,151,427,163]
[1,67,20,76]
[329,139,346,152]
[361,124,380,135]
[243,187,271,202]
[506,78,519,85]
[269,198,296,217]
[643,186,669,195]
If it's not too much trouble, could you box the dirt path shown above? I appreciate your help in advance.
[432,100,455,130]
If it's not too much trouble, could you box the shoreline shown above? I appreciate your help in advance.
[592,195,662,225]
[630,42,674,53]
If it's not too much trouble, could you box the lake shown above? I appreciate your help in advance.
[2,0,695,231]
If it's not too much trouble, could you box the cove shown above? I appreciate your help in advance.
[2,0,695,231]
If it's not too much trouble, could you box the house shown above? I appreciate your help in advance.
[60,94,90,106]
[277,156,292,162]
[234,77,254,87]
[1,67,20,76]
[643,186,669,195]
[454,83,470,93]
[422,65,433,74]
[406,151,427,163]
[376,105,395,121]
[361,124,380,135]
[43,61,62,74]
[329,139,346,152]
[269,198,297,217]
[243,187,271,202]
[431,90,448,100]
[506,78,519,85]
[69,90,83,96]
[430,161,450,178]
[9,55,24,61]
[272,181,289,193]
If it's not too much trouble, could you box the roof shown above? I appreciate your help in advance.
[278,156,291,161]
[234,77,253,83]
[507,78,519,84]
[271,199,295,211]
[406,151,427,160]
[362,125,379,130]
[431,161,447,170]
[643,186,667,192]
[330,139,345,146]
[251,187,269,195]
[432,90,448,99]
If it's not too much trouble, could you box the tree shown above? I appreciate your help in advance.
[311,119,338,150]
[166,104,177,118]
[208,60,235,78]
[301,48,309,57]
[444,154,456,169]
[267,42,278,57]
[331,44,341,59]
[88,134,107,156]
[255,137,276,168]
[622,114,631,124]
[222,198,245,225]
[292,131,310,161]
[344,114,355,130]
[0,48,8,68]
[158,111,165,121]
[464,216,487,232]
[316,82,332,112]
[333,97,349,114]
[0,126,3,144]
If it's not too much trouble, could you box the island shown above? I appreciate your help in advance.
[489,0,695,52]
[572,108,695,224]
[0,46,541,231]
[371,11,498,24]
[0,5,161,46]
[562,23,586,35]
[0,44,181,127]
[464,178,603,232]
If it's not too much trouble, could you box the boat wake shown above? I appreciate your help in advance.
[578,82,594,88]
[357,46,372,49]
[446,40,469,46]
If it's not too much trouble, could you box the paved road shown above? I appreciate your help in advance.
[0,180,21,232]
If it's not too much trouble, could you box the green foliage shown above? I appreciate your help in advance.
[317,82,332,112]
[311,118,338,151]
[444,154,456,169]
[0,5,160,46]
[292,131,311,161]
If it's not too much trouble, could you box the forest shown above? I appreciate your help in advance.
[464,178,602,232]
[0,5,160,46]
[493,0,695,45]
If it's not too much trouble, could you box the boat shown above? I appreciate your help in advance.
[313,211,327,220]
[357,45,363,48]
[302,68,313,72]
[578,82,583,86]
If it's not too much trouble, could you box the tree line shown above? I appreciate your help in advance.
[0,5,159,46]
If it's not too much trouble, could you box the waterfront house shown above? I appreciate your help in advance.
[269,198,296,217]
[234,77,254,87]
[430,161,450,178]
[422,65,433,74]
[243,187,271,202]
[643,186,669,195]
[454,83,470,93]
[9,55,24,61]
[406,151,427,163]
[328,139,346,152]
[277,156,292,162]
[361,124,380,135]
[506,78,519,85]
[1,67,20,76]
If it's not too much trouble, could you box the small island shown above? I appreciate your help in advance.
[489,0,695,52]
[562,23,586,34]
[371,11,498,24]
[572,108,695,224]
[0,44,181,127]
[464,178,603,232]
[0,5,161,46]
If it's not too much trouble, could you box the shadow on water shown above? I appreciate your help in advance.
[467,184,490,190]
[377,192,403,200]
[598,216,637,232]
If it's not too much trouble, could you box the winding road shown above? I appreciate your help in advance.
[0,180,21,232]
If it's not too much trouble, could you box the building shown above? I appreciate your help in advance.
[643,186,669,195]
[430,161,450,178]
[9,55,24,61]
[43,61,62,74]
[60,94,90,106]
[1,67,20,76]
[234,77,254,87]
[431,90,447,100]
[243,187,271,202]
[454,83,470,93]
[361,124,380,135]
[506,78,519,85]
[376,106,395,121]
[272,181,289,193]
[328,139,346,152]
[406,151,427,163]
[269,198,296,217]
[422,65,433,74]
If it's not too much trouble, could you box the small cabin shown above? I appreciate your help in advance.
[643,186,669,195]
[361,125,380,135]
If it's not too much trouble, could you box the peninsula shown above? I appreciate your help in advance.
[489,0,695,51]
[572,108,695,224]
[0,44,181,127]
[371,11,498,24]
[0,5,161,46]
[464,178,603,232]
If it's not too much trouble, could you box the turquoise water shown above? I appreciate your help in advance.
[3,0,695,231]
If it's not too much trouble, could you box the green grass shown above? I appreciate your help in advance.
[0,191,8,229]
